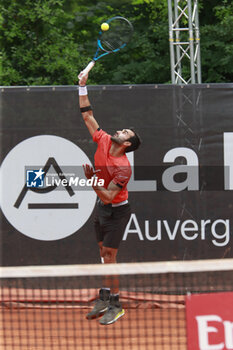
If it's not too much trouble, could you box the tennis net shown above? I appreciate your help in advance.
[1,259,233,350]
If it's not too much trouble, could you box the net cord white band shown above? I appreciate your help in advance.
[0,259,233,279]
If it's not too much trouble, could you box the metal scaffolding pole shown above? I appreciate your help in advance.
[167,0,202,84]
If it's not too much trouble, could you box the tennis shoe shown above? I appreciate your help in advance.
[86,288,110,320]
[86,299,109,319]
[99,304,125,325]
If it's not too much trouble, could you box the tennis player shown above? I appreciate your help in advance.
[78,72,141,325]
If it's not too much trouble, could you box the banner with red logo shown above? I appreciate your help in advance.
[186,292,233,350]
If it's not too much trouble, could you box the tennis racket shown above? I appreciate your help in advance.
[79,16,133,76]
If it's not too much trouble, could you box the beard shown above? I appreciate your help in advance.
[111,134,123,145]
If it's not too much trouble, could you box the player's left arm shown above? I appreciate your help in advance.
[94,181,121,204]
[83,164,122,204]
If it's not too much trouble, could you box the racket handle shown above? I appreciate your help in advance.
[81,60,95,77]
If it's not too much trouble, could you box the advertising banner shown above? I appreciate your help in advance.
[186,292,233,350]
[0,84,233,265]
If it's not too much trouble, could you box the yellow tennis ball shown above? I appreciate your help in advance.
[101,22,109,31]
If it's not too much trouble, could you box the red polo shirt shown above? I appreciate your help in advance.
[93,129,132,204]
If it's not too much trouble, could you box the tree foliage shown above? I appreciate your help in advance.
[200,0,233,82]
[0,0,232,85]
[0,0,85,85]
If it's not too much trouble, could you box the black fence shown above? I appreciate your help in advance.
[1,84,233,266]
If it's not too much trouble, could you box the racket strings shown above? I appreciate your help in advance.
[102,38,125,51]
[100,19,133,52]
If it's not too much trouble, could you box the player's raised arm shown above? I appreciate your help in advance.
[78,72,99,137]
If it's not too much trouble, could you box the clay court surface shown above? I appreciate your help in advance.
[0,307,187,350]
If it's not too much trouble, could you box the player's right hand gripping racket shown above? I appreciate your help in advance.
[80,16,133,76]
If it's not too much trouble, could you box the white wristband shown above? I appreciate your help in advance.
[79,86,88,96]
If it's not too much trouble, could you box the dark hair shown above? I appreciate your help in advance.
[125,128,142,153]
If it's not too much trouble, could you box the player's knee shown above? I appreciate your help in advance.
[102,248,117,263]
[104,255,115,264]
